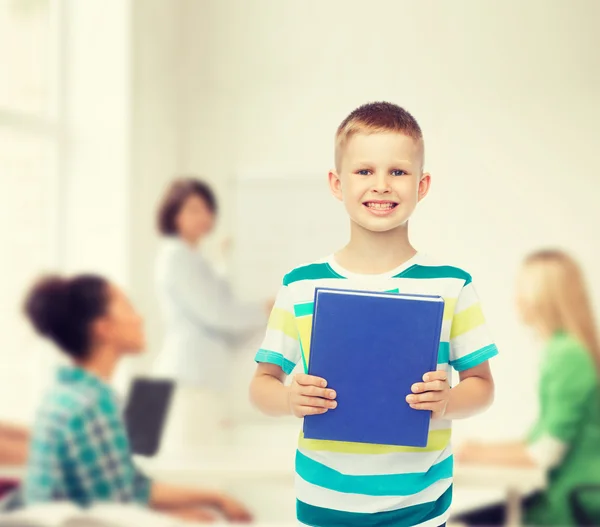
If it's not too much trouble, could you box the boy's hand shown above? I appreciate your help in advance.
[288,374,337,418]
[406,370,450,420]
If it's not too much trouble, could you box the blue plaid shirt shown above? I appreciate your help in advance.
[24,366,152,506]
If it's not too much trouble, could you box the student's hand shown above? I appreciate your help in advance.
[169,507,218,523]
[216,493,253,523]
[288,373,337,417]
[454,441,485,464]
[406,370,450,420]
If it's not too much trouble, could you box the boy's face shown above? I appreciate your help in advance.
[329,132,430,233]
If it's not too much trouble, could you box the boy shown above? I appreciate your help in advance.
[249,102,498,527]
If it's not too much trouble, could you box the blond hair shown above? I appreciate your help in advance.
[521,249,599,363]
[335,102,423,171]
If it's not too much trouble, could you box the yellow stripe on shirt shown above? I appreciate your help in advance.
[267,308,298,340]
[450,303,485,339]
[296,316,313,363]
[299,428,451,454]
[442,298,457,321]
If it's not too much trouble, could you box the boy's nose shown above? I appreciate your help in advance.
[372,173,391,193]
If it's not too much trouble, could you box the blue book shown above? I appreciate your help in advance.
[303,287,444,447]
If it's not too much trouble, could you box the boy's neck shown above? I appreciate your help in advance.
[79,345,120,382]
[336,222,417,275]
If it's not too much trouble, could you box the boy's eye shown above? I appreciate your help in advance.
[357,169,371,176]
[391,170,407,176]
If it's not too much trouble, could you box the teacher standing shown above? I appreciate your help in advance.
[154,177,269,450]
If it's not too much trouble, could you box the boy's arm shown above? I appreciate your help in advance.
[250,363,291,416]
[444,361,495,419]
[250,363,336,417]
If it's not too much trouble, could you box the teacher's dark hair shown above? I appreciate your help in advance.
[157,177,218,236]
[24,274,110,360]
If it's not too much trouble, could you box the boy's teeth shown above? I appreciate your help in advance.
[367,202,394,210]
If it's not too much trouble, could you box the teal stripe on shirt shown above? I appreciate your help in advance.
[438,341,450,364]
[283,263,346,286]
[396,265,472,285]
[295,288,399,317]
[294,302,314,317]
[296,451,453,496]
[255,349,296,375]
[450,343,498,371]
[297,483,452,527]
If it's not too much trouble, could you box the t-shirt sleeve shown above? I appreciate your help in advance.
[254,283,302,375]
[449,280,499,371]
[533,344,596,443]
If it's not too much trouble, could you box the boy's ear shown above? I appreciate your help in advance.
[328,170,343,202]
[417,172,431,202]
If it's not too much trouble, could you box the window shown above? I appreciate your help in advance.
[0,0,62,423]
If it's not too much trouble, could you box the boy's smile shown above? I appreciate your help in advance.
[363,199,399,216]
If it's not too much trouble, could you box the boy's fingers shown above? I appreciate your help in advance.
[300,385,336,399]
[295,374,328,387]
[301,406,328,416]
[409,402,441,411]
[407,392,440,404]
[300,396,337,409]
[423,371,447,382]
[411,380,447,393]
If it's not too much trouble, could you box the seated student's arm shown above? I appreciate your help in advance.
[61,402,251,520]
[0,422,30,465]
[407,278,498,420]
[165,247,266,337]
[250,281,337,417]
[150,482,252,522]
[0,437,29,465]
[0,422,30,442]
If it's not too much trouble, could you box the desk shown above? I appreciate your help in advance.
[135,448,294,485]
[454,463,546,526]
[1,455,546,526]
[0,502,299,526]
[0,467,23,483]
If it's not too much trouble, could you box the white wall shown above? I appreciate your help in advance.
[62,0,131,283]
[124,0,182,381]
[177,0,600,441]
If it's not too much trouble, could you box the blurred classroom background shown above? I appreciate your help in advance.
[1,0,599,525]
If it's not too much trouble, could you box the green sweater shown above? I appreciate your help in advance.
[525,332,600,525]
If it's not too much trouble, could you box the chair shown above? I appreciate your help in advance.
[570,485,600,526]
[0,485,24,513]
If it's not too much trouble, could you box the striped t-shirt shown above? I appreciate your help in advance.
[255,253,499,527]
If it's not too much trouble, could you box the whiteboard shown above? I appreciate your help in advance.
[230,174,348,299]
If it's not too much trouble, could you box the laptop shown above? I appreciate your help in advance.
[124,378,174,457]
